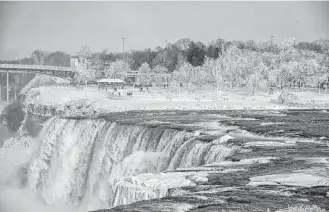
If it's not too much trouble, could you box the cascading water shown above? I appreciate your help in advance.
[1,117,238,211]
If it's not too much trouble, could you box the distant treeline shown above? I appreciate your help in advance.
[1,38,329,95]
[1,51,71,67]
[1,38,328,72]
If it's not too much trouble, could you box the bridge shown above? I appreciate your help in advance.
[0,64,76,78]
[0,64,77,104]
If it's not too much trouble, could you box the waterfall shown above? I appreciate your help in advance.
[2,117,238,211]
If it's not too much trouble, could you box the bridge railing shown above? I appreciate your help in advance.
[0,64,76,72]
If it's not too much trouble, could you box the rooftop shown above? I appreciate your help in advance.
[97,78,125,83]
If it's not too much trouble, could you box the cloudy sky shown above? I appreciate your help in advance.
[0,1,328,60]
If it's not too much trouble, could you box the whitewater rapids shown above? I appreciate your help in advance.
[0,117,238,211]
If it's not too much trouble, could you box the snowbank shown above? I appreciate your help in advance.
[20,75,69,95]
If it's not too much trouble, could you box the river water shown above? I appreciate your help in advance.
[0,110,329,212]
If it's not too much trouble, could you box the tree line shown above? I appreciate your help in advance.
[1,37,329,94]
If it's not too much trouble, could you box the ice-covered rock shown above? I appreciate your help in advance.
[244,141,295,147]
[249,173,329,187]
[205,157,277,167]
[211,134,234,144]
[109,172,208,208]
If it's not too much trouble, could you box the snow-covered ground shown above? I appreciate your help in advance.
[24,86,292,113]
[25,85,329,113]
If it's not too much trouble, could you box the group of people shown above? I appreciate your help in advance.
[75,82,85,90]
[139,86,148,91]
[98,83,108,91]
[163,84,169,88]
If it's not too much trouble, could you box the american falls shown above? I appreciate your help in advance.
[0,117,237,211]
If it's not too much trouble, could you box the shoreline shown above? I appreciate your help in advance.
[22,86,329,116]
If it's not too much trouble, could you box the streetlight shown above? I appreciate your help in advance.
[122,37,126,63]
[5,60,9,104]
[122,37,125,53]
[221,41,229,56]
[294,20,299,46]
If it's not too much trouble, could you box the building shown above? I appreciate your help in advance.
[97,78,125,90]
[70,56,79,69]
[70,55,92,70]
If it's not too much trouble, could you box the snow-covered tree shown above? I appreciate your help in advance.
[74,68,96,86]
[265,37,299,91]
[174,62,194,87]
[245,55,269,95]
[267,61,295,91]
[136,63,152,86]
[151,65,169,86]
[279,37,299,62]
[190,66,208,88]
[202,57,224,99]
[280,37,296,51]
[105,60,130,79]
[305,59,323,93]
[222,46,246,89]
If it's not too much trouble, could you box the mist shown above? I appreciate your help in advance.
[0,137,86,212]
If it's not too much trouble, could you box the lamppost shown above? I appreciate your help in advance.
[122,37,126,63]
[165,40,168,49]
[5,60,9,104]
[294,20,299,46]
[122,37,125,53]
[221,41,229,56]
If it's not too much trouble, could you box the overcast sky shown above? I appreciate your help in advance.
[0,1,328,60]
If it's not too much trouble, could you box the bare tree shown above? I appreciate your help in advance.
[175,38,192,51]
[78,45,92,59]
[31,49,48,65]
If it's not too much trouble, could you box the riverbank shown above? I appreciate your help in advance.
[23,86,329,116]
